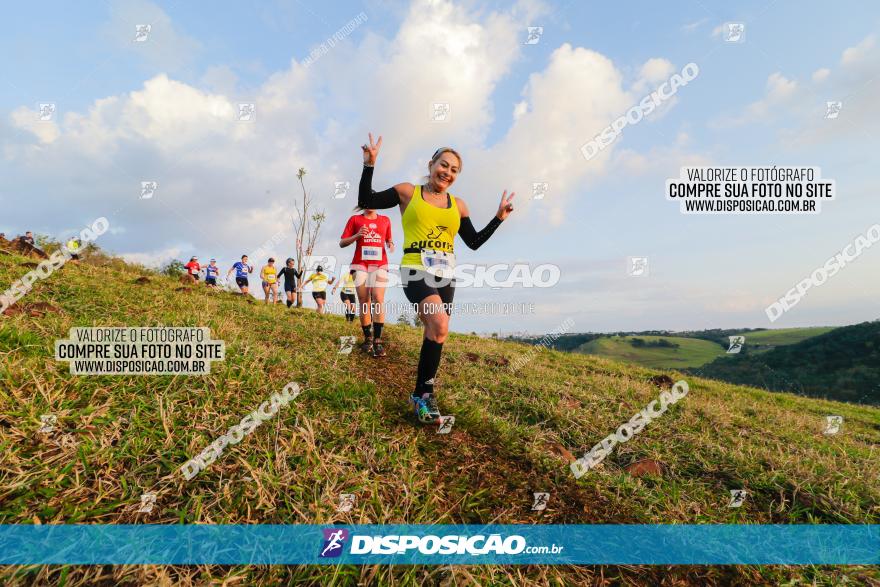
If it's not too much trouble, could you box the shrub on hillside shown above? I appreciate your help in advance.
[161,260,186,278]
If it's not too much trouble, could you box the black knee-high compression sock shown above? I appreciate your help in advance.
[414,338,443,396]
[286,300,293,308]
[362,325,372,340]
[373,322,384,340]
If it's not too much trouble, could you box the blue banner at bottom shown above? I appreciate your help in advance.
[0,525,877,565]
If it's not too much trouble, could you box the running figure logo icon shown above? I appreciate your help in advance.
[137,492,157,514]
[437,415,455,434]
[727,336,745,354]
[37,103,56,121]
[338,336,356,355]
[305,255,337,272]
[237,103,256,122]
[627,256,649,277]
[426,226,447,240]
[531,492,550,511]
[524,27,543,45]
[430,102,450,122]
[728,489,747,508]
[38,414,57,434]
[134,24,151,42]
[334,181,350,199]
[140,181,158,200]
[823,415,843,435]
[724,23,745,43]
[824,101,842,119]
[319,528,349,558]
[532,182,548,200]
[337,494,356,513]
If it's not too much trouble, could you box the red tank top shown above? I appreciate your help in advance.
[341,214,392,268]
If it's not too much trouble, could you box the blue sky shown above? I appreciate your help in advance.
[2,0,879,334]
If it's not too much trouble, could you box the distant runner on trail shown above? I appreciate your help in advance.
[227,255,254,294]
[302,265,335,314]
[358,133,514,424]
[339,208,394,357]
[204,259,219,287]
[260,258,280,304]
[184,256,201,281]
[65,238,81,263]
[278,258,303,308]
[332,269,358,323]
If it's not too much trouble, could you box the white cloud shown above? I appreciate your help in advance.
[120,246,182,268]
[765,72,798,102]
[811,68,831,83]
[465,43,635,227]
[631,57,675,93]
[776,34,880,146]
[714,72,798,126]
[1,0,685,270]
[841,35,875,66]
[681,18,709,33]
[10,107,60,144]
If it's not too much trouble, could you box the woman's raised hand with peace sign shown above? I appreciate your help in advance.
[496,190,515,221]
[361,133,383,166]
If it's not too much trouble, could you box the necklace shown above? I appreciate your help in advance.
[424,183,447,199]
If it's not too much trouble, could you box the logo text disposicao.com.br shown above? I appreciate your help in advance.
[318,529,564,558]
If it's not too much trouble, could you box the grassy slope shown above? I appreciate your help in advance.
[576,329,835,368]
[734,327,836,347]
[577,335,725,369]
[0,252,879,586]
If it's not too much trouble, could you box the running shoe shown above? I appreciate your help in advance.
[372,339,387,358]
[410,392,441,424]
[360,337,373,353]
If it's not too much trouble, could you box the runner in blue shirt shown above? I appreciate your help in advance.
[226,255,254,294]
[204,259,220,287]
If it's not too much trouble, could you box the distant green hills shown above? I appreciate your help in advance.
[694,321,879,405]
[509,324,878,405]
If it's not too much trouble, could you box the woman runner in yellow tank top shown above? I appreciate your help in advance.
[357,133,515,424]
[260,258,279,305]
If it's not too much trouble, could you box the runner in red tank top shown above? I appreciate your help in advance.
[340,209,394,357]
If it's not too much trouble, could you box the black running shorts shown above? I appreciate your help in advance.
[401,268,455,315]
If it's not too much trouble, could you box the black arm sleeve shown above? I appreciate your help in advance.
[358,165,400,209]
[458,216,503,250]
[294,268,302,280]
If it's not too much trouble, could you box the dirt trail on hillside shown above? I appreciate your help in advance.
[347,337,636,525]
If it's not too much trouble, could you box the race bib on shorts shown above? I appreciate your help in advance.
[361,246,383,260]
[421,249,456,278]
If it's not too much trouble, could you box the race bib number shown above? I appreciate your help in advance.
[361,246,383,260]
[421,249,456,278]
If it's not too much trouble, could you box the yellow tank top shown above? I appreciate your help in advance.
[261,265,277,284]
[310,273,329,292]
[401,185,461,269]
[341,273,356,294]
